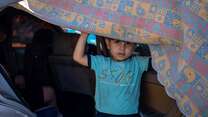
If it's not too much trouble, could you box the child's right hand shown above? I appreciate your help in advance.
[80,32,88,40]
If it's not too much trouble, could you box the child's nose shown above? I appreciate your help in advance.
[119,42,126,50]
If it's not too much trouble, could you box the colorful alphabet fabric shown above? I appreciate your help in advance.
[1,0,208,116]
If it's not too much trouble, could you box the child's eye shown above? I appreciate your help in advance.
[114,40,121,43]
[125,42,131,45]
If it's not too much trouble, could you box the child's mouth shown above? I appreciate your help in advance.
[117,53,125,56]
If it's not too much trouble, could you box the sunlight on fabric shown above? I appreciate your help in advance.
[18,0,34,13]
[62,28,81,34]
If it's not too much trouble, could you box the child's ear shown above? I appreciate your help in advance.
[105,38,110,50]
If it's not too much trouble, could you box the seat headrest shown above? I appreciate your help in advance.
[52,32,80,56]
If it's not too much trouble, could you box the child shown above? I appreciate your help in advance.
[73,32,149,117]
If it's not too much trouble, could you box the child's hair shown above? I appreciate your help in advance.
[94,35,109,56]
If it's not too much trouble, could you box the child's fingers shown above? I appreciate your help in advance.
[81,32,88,36]
[80,32,88,39]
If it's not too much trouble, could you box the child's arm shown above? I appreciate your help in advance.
[73,32,88,66]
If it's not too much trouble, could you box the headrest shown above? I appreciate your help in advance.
[52,32,80,56]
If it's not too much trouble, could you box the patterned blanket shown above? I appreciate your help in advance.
[2,0,208,116]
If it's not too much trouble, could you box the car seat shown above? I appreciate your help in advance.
[140,70,183,117]
[49,32,95,116]
[23,29,56,110]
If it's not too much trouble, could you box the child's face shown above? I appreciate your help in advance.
[106,39,136,61]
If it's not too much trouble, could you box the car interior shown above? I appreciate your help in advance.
[0,7,183,117]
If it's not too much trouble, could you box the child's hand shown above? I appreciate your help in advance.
[80,32,88,40]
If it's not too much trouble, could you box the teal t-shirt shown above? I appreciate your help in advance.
[90,55,149,115]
